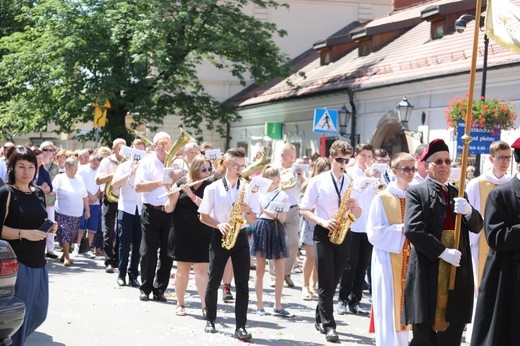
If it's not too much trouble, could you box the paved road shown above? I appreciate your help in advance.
[25,251,377,346]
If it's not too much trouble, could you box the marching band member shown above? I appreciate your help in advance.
[367,152,415,346]
[134,132,183,302]
[111,139,147,288]
[95,138,126,273]
[300,140,362,343]
[199,147,259,341]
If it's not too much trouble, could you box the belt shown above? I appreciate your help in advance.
[290,205,298,209]
[144,203,165,212]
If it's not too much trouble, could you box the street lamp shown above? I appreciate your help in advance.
[396,97,423,143]
[454,14,488,98]
[454,14,489,175]
[338,104,359,147]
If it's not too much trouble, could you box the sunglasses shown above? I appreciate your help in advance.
[428,158,452,166]
[333,157,350,164]
[201,167,212,173]
[42,148,56,152]
[397,166,418,173]
[493,155,512,161]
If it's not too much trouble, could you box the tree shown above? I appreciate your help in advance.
[0,0,290,145]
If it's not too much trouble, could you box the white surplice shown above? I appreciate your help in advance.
[366,182,410,346]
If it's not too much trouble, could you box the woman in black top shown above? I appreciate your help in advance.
[166,154,213,317]
[0,146,57,346]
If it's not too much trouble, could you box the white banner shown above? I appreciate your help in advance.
[486,0,520,54]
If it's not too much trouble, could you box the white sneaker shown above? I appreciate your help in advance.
[72,245,79,257]
[83,251,96,259]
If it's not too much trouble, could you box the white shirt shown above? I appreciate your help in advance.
[0,159,6,183]
[95,154,121,194]
[114,160,143,215]
[300,170,360,221]
[134,153,168,206]
[259,189,289,220]
[411,172,428,186]
[52,174,87,217]
[347,165,377,233]
[198,177,260,226]
[77,165,100,205]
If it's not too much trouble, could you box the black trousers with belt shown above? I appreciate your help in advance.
[314,225,350,331]
[205,229,250,329]
[338,231,372,304]
[102,198,119,267]
[139,204,174,295]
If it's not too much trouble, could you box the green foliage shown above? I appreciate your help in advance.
[0,0,290,145]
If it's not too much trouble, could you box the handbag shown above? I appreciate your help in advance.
[78,230,89,254]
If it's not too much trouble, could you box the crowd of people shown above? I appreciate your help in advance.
[0,132,519,345]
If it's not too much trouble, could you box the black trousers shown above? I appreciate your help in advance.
[314,225,350,331]
[102,198,118,267]
[205,230,250,329]
[410,322,465,346]
[338,232,372,304]
[139,205,174,295]
[117,208,141,280]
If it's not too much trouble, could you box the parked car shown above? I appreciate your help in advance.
[0,240,25,346]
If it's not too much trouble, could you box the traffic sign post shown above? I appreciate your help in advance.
[313,108,338,135]
[92,99,111,127]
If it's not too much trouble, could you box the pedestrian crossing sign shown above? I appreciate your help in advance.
[313,108,338,134]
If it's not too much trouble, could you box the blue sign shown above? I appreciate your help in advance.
[313,108,338,134]
[456,121,501,154]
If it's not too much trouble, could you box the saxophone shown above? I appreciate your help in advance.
[329,174,356,245]
[221,180,247,250]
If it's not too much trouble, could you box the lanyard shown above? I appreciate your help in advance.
[222,177,240,191]
[264,190,281,209]
[330,172,345,207]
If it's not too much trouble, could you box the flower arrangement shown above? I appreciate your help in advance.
[445,95,517,131]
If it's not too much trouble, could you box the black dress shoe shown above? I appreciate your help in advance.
[314,323,326,334]
[117,277,126,286]
[128,276,140,288]
[234,328,252,341]
[325,328,339,342]
[348,303,369,315]
[46,252,59,259]
[204,320,216,334]
[139,291,149,301]
[152,292,167,302]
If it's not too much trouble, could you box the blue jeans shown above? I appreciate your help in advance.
[11,263,48,346]
[117,209,142,279]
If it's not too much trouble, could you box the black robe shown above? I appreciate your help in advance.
[471,176,520,346]
[403,180,482,324]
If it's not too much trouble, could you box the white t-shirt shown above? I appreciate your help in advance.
[77,165,100,205]
[52,174,87,217]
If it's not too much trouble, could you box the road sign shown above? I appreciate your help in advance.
[456,121,500,154]
[94,107,107,127]
[313,108,338,134]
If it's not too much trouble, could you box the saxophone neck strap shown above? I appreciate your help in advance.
[222,177,240,191]
[330,172,345,207]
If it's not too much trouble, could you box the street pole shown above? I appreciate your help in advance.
[474,33,489,177]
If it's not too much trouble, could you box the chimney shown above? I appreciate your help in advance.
[393,0,428,11]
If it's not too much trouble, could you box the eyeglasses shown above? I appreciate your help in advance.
[229,162,246,170]
[493,155,512,161]
[201,167,212,173]
[42,148,56,152]
[428,158,452,166]
[375,158,390,163]
[397,166,418,173]
[333,157,350,164]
